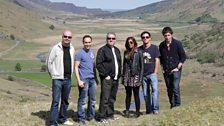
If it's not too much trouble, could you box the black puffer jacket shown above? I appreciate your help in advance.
[96,44,122,79]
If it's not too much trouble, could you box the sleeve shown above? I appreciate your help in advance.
[75,50,81,61]
[96,48,108,77]
[178,42,186,63]
[139,50,144,83]
[47,47,56,76]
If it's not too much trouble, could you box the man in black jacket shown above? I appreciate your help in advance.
[159,27,186,109]
[96,32,122,123]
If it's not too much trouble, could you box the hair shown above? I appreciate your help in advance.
[125,37,138,59]
[162,27,173,35]
[106,32,116,38]
[140,31,151,38]
[82,35,92,43]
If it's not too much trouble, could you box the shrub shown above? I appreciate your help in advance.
[15,63,22,71]
[49,25,55,30]
[7,75,14,81]
[40,65,47,72]
[10,34,15,40]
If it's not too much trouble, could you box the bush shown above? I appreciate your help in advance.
[7,75,15,81]
[15,63,22,71]
[10,34,15,40]
[49,25,55,30]
[40,65,47,72]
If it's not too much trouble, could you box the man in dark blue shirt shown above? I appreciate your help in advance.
[159,27,186,109]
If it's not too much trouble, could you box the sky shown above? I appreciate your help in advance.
[50,0,162,10]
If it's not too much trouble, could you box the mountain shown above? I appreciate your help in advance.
[10,0,109,15]
[107,0,224,22]
[0,0,54,39]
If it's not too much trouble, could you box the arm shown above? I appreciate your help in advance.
[93,62,99,85]
[96,48,109,78]
[46,47,56,77]
[154,57,160,74]
[74,61,84,88]
[177,42,186,69]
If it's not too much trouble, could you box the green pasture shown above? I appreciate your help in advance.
[0,59,43,72]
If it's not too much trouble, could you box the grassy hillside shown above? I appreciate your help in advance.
[110,0,224,23]
[182,23,224,66]
[0,0,60,39]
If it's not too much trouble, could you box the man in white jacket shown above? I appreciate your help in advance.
[47,30,75,126]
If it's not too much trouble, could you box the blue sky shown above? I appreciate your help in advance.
[50,0,162,10]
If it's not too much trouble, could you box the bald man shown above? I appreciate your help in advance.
[47,30,75,126]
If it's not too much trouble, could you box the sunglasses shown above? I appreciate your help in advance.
[141,36,150,39]
[63,35,72,39]
[128,41,133,44]
[107,37,116,40]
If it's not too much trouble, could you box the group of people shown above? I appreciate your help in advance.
[47,26,186,126]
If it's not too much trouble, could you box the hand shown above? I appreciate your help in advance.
[105,75,111,80]
[177,63,183,69]
[78,81,85,88]
[171,68,179,72]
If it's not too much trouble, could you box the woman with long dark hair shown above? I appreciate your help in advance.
[122,37,144,118]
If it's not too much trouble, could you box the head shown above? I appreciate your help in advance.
[62,30,72,47]
[106,32,116,47]
[82,35,92,50]
[125,36,137,51]
[162,27,173,43]
[141,31,151,45]
[125,37,138,59]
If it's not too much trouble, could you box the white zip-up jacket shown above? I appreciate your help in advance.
[47,42,75,79]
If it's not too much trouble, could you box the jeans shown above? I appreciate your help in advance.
[99,78,119,119]
[49,78,71,126]
[142,73,159,113]
[163,71,181,108]
[77,78,97,122]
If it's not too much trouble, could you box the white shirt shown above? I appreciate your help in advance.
[112,47,118,80]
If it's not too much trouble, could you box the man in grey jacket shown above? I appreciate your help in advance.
[47,30,75,126]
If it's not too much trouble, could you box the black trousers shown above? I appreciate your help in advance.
[98,78,119,119]
[125,86,140,112]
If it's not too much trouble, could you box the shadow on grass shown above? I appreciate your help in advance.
[31,109,77,126]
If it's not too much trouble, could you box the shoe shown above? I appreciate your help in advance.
[98,119,108,124]
[134,112,140,118]
[153,111,159,115]
[109,116,119,120]
[86,117,94,121]
[63,120,74,125]
[79,121,86,125]
[124,110,129,118]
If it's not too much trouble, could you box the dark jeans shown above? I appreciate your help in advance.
[163,71,181,108]
[49,78,71,126]
[77,78,97,122]
[98,78,119,119]
[125,86,140,112]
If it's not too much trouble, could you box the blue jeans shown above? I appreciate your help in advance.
[77,78,97,122]
[142,73,159,113]
[49,78,71,126]
[163,71,181,108]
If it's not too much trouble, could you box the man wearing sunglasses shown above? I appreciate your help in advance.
[139,31,160,115]
[47,30,75,126]
[96,32,122,123]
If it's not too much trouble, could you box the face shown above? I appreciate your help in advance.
[83,37,92,50]
[128,39,134,49]
[164,32,172,43]
[106,33,116,46]
[62,30,72,47]
[141,33,151,44]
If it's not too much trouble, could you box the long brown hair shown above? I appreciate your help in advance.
[125,37,138,59]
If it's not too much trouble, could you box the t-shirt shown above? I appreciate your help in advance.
[75,48,95,80]
[139,44,160,76]
[63,46,71,78]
